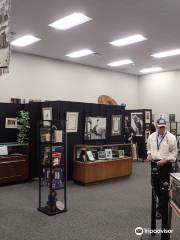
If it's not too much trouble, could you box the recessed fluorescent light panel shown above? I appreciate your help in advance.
[66,49,94,58]
[107,59,133,67]
[11,35,41,47]
[151,49,180,58]
[49,12,92,30]
[110,34,147,47]
[139,67,163,74]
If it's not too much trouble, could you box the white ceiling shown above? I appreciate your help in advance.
[11,0,180,75]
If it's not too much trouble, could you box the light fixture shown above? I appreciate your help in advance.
[139,67,163,74]
[151,49,180,58]
[66,49,95,58]
[110,34,147,47]
[49,12,92,30]
[107,59,134,67]
[11,35,41,47]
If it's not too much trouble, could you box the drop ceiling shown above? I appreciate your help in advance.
[11,0,180,75]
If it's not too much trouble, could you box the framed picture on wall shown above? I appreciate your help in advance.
[84,117,106,140]
[5,118,17,129]
[66,112,78,133]
[169,114,175,123]
[111,115,122,136]
[131,112,143,136]
[145,111,151,124]
[42,107,52,126]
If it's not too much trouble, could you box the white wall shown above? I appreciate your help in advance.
[0,52,139,109]
[138,71,180,121]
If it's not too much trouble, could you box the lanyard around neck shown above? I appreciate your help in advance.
[157,132,167,150]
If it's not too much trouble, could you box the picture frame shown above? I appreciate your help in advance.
[169,114,175,123]
[84,117,106,140]
[105,149,112,159]
[118,150,125,158]
[111,115,122,136]
[86,150,95,161]
[98,151,106,160]
[145,111,151,124]
[66,112,78,133]
[5,118,17,129]
[131,112,143,136]
[42,107,52,126]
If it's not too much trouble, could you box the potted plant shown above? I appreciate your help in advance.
[17,110,30,143]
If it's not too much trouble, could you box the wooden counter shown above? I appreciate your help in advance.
[0,155,29,184]
[73,158,132,184]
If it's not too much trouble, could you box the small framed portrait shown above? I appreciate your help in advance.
[98,151,106,160]
[66,112,78,133]
[169,114,175,123]
[111,115,122,136]
[42,107,52,126]
[5,118,17,128]
[118,150,125,158]
[145,111,151,124]
[105,149,112,159]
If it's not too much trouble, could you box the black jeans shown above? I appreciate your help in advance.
[151,161,172,213]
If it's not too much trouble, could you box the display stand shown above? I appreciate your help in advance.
[73,143,133,184]
[38,120,67,215]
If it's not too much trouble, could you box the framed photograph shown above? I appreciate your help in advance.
[111,115,122,136]
[66,112,78,133]
[84,117,106,140]
[131,112,143,136]
[169,114,175,123]
[98,151,106,160]
[105,149,112,159]
[145,111,151,124]
[86,151,95,161]
[42,107,52,126]
[5,118,17,128]
[118,150,125,158]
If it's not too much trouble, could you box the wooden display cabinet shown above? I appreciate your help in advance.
[0,143,29,184]
[73,143,133,184]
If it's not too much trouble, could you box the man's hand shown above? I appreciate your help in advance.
[157,159,168,166]
[147,154,152,161]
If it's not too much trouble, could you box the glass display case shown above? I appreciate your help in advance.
[73,143,133,184]
[74,143,132,163]
[38,120,67,215]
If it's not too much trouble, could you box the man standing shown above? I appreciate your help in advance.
[147,118,177,218]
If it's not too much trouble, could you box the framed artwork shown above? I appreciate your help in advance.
[98,151,106,160]
[105,149,112,159]
[66,112,78,133]
[42,107,52,126]
[5,118,17,128]
[111,115,122,136]
[118,150,125,158]
[86,151,95,161]
[84,117,106,140]
[131,112,143,136]
[145,111,151,124]
[169,114,175,123]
